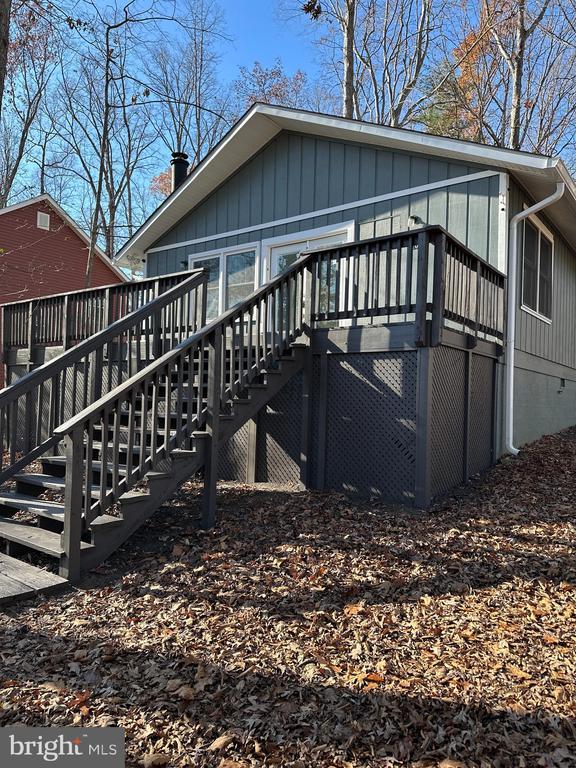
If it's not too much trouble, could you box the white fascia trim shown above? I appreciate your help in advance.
[118,107,271,262]
[263,105,560,173]
[0,194,51,216]
[147,169,499,255]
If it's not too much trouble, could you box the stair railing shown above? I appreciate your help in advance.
[0,268,207,484]
[52,226,506,580]
[54,251,314,579]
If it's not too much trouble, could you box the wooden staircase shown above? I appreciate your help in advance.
[0,255,313,602]
[0,346,305,599]
[0,225,507,603]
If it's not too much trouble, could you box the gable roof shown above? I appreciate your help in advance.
[0,194,127,282]
[115,104,576,264]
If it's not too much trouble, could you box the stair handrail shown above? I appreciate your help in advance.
[0,268,207,483]
[55,245,316,577]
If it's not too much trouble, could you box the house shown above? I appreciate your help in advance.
[0,194,126,303]
[0,194,126,386]
[115,103,576,486]
[0,104,576,599]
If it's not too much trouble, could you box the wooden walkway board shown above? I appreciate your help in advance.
[0,554,67,604]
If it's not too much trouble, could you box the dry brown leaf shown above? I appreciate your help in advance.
[142,755,170,768]
[208,733,236,752]
[174,684,195,699]
[507,664,531,680]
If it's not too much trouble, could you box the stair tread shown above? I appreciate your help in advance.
[0,492,65,514]
[42,457,128,475]
[15,474,101,497]
[0,553,67,604]
[0,517,93,556]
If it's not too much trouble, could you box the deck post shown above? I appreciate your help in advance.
[463,349,472,482]
[245,417,258,484]
[201,326,222,529]
[430,230,447,347]
[414,231,430,347]
[61,428,84,582]
[414,346,433,507]
[299,347,312,488]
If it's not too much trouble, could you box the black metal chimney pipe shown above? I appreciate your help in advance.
[170,151,189,192]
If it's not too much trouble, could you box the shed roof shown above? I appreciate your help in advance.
[115,104,576,264]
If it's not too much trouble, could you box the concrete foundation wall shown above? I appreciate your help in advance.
[513,353,576,447]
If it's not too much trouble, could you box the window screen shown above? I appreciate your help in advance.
[225,251,255,309]
[522,221,538,312]
[522,219,553,320]
[193,256,220,320]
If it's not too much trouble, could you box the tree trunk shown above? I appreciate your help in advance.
[0,0,11,119]
[508,0,526,150]
[342,0,356,119]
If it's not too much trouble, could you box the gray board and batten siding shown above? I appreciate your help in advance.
[507,177,576,447]
[145,131,502,276]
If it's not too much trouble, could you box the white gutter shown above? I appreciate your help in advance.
[505,181,565,455]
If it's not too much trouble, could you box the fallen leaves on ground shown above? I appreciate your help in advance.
[1,428,576,767]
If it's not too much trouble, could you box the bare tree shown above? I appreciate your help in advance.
[303,0,357,118]
[0,0,10,117]
[143,0,229,169]
[0,1,56,205]
[423,0,576,160]
[302,0,450,126]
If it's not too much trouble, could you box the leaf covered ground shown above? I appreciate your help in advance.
[1,429,576,767]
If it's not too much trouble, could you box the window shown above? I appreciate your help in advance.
[37,211,50,230]
[522,217,553,321]
[266,224,355,280]
[192,255,220,320]
[226,251,256,308]
[190,245,257,320]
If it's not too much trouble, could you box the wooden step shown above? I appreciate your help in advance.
[0,517,92,557]
[0,491,66,522]
[41,457,129,478]
[0,492,122,531]
[15,474,101,499]
[0,553,67,604]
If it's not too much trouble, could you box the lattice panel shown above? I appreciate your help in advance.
[323,352,418,501]
[430,346,466,497]
[256,373,302,484]
[218,423,249,481]
[468,354,494,476]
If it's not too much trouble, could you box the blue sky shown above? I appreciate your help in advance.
[216,0,321,82]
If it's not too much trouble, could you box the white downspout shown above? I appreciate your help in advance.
[505,181,565,455]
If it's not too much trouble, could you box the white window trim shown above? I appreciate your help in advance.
[261,220,356,281]
[37,211,50,230]
[520,208,554,324]
[188,242,260,315]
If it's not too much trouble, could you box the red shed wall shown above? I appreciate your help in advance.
[0,199,123,305]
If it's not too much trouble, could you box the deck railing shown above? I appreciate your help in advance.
[0,269,207,483]
[2,270,203,356]
[310,226,505,343]
[53,226,505,579]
